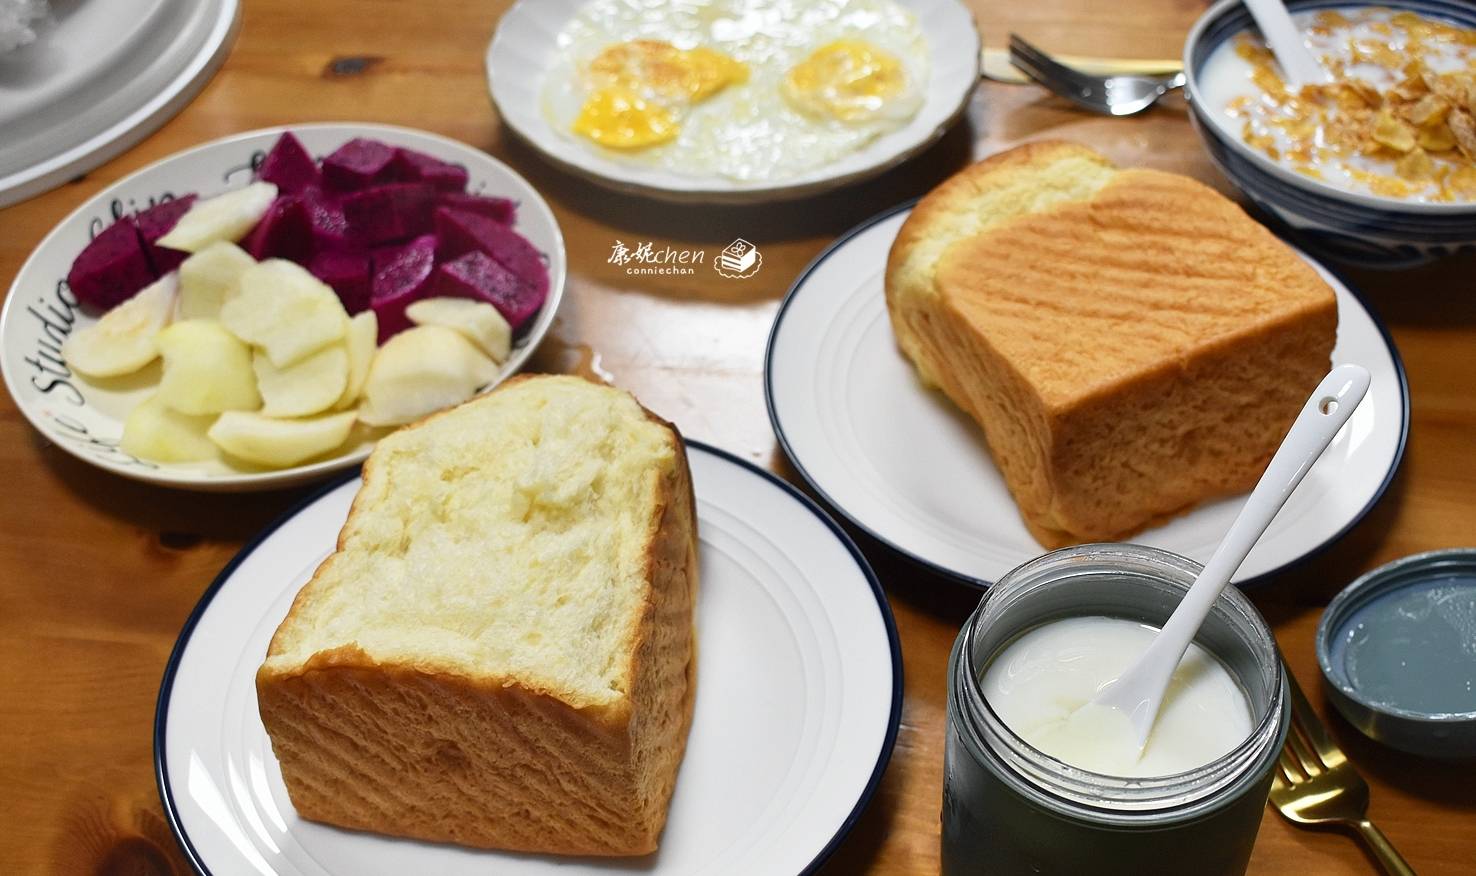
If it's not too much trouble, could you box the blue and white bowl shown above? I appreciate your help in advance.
[1184,0,1476,269]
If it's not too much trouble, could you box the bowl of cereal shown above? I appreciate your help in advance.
[1185,0,1476,267]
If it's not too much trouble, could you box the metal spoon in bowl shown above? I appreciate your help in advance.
[1243,0,1331,87]
[1094,363,1371,751]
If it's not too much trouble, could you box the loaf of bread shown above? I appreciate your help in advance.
[885,141,1337,547]
[257,374,698,855]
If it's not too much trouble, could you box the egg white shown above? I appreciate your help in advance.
[541,0,930,182]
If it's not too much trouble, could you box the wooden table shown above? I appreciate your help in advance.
[2,1,1473,873]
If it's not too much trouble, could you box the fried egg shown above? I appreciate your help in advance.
[542,0,929,182]
[571,40,749,149]
[783,39,923,123]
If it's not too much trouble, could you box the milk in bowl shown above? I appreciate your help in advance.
[1199,6,1476,204]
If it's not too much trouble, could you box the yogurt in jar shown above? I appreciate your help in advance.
[982,616,1254,777]
[1198,7,1476,203]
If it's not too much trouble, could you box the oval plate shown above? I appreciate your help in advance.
[155,441,901,875]
[486,0,980,203]
[766,203,1408,588]
[1,123,567,491]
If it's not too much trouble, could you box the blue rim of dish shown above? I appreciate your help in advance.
[763,198,1411,591]
[153,439,903,876]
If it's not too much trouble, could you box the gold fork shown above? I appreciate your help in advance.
[1269,668,1417,875]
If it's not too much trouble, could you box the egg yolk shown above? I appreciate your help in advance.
[783,39,908,122]
[587,40,748,103]
[679,46,751,101]
[574,40,748,150]
[572,87,680,149]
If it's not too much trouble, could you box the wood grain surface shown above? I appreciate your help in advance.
[2,1,1473,874]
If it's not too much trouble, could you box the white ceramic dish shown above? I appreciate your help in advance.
[485,0,980,203]
[155,440,901,875]
[765,203,1409,589]
[0,123,567,492]
[0,0,239,207]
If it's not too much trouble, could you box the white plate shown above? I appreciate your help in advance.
[766,204,1409,588]
[0,0,239,207]
[154,440,901,875]
[1,123,567,491]
[485,0,980,203]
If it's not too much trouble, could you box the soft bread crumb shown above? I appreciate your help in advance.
[263,376,673,705]
[258,375,698,855]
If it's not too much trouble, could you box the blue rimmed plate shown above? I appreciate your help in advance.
[154,441,901,875]
[765,202,1408,589]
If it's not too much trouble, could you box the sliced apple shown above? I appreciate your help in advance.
[62,273,178,378]
[208,409,358,468]
[120,394,217,463]
[254,344,348,418]
[358,325,498,427]
[220,259,348,368]
[156,182,278,253]
[156,320,260,415]
[336,311,378,409]
[178,241,256,319]
[405,296,511,363]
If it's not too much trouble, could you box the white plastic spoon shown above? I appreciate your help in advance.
[1243,0,1331,87]
[1094,363,1371,750]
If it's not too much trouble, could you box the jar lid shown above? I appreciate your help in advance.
[1316,549,1476,758]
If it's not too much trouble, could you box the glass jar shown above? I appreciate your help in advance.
[942,544,1289,876]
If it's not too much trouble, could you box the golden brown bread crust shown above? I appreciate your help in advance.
[885,141,1113,299]
[621,424,699,849]
[885,142,1337,547]
[256,376,698,855]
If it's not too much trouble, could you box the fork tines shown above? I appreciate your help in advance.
[1008,33,1093,89]
[1287,668,1350,774]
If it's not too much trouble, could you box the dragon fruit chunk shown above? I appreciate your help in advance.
[437,192,516,224]
[302,188,354,252]
[256,132,320,195]
[432,207,548,298]
[134,195,197,275]
[309,250,372,315]
[244,196,314,264]
[341,183,436,246]
[433,250,545,333]
[369,235,438,342]
[389,148,469,192]
[66,220,157,311]
[321,138,396,192]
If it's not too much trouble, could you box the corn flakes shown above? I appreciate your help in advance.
[1226,8,1476,201]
